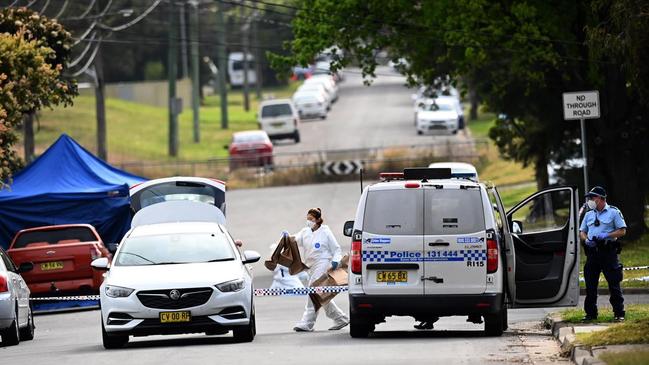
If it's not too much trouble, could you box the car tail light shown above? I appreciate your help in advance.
[351,233,362,275]
[487,233,498,273]
[0,274,8,293]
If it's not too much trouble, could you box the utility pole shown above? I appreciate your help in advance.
[253,13,262,100]
[189,0,200,142]
[241,6,250,112]
[216,3,229,129]
[179,2,189,79]
[168,0,179,157]
[94,45,107,160]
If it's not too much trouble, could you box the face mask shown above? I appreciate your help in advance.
[587,200,597,210]
[306,220,316,229]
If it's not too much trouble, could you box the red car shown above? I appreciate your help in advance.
[227,130,274,170]
[7,224,112,295]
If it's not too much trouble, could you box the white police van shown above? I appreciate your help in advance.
[343,168,580,337]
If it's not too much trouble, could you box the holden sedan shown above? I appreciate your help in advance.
[227,130,274,171]
[93,201,260,349]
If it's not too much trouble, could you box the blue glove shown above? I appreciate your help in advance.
[595,232,609,241]
[585,239,596,248]
[281,230,289,237]
[331,261,339,270]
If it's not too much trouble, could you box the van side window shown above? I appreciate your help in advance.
[424,190,485,234]
[363,190,423,235]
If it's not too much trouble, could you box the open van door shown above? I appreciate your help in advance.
[504,186,580,308]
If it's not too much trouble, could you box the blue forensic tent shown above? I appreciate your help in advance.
[0,134,146,249]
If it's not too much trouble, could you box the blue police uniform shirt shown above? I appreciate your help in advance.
[579,203,627,240]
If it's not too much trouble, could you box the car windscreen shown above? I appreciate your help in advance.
[233,134,267,143]
[421,103,454,112]
[12,227,98,248]
[261,104,292,118]
[363,189,423,235]
[424,189,485,235]
[115,232,235,266]
[131,181,226,214]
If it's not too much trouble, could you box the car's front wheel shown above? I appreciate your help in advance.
[293,130,301,143]
[19,305,35,341]
[102,322,128,349]
[233,313,256,342]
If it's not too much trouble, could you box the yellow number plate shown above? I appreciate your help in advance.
[40,261,64,271]
[160,311,191,323]
[376,271,408,283]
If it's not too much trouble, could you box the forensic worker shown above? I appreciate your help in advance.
[284,208,349,332]
[579,186,627,322]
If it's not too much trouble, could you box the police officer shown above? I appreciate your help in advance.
[579,186,627,322]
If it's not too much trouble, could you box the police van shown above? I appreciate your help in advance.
[343,168,580,337]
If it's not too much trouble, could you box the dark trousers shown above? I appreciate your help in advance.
[583,245,625,317]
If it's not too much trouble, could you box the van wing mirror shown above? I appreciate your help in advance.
[343,221,354,237]
[511,220,523,234]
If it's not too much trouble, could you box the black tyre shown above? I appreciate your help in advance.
[417,130,423,135]
[102,322,128,349]
[293,131,301,143]
[19,305,35,341]
[502,307,508,331]
[320,114,327,120]
[1,317,20,346]
[484,310,505,337]
[233,313,256,343]
[349,312,373,338]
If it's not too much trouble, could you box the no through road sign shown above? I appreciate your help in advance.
[562,91,600,120]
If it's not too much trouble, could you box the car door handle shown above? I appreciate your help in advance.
[421,276,444,283]
[428,242,450,247]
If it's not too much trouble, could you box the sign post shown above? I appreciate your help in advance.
[562,90,600,194]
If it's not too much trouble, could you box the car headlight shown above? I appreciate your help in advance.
[105,285,134,298]
[216,279,245,292]
[447,119,457,124]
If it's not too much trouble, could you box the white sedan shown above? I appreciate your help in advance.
[93,201,260,349]
[415,98,460,135]
[292,91,328,119]
[0,247,34,346]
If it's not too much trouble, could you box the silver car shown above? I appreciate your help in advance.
[0,247,34,346]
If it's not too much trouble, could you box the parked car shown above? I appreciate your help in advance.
[295,83,332,110]
[343,168,579,337]
[0,246,34,346]
[428,162,479,181]
[8,224,111,295]
[130,176,227,217]
[415,98,460,135]
[258,99,301,143]
[94,201,260,348]
[304,75,339,102]
[292,92,328,120]
[226,130,274,170]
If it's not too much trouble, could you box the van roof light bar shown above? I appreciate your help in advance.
[403,168,452,181]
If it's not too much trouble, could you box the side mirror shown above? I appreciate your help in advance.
[91,257,110,271]
[17,262,34,274]
[242,250,261,264]
[234,239,243,247]
[511,220,523,234]
[343,220,355,237]
[107,243,119,254]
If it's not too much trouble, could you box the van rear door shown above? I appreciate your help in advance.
[361,188,424,295]
[422,186,487,294]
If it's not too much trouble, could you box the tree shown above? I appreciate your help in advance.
[0,7,76,183]
[270,0,648,238]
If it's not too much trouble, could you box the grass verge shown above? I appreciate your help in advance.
[560,304,649,324]
[599,349,649,365]
[576,319,649,346]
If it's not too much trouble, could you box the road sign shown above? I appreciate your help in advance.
[562,91,600,120]
[321,160,363,176]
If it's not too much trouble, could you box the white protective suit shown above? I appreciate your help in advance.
[293,225,348,331]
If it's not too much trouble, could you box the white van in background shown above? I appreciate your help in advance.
[228,52,257,87]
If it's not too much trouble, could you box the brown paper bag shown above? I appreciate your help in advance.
[309,255,349,311]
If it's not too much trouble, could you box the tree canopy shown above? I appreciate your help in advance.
[271,0,648,237]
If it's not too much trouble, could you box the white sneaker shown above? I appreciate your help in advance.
[328,320,349,331]
[293,325,313,332]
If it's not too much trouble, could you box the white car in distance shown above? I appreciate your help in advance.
[304,75,339,103]
[292,92,328,120]
[94,201,261,349]
[295,83,332,110]
[415,98,460,135]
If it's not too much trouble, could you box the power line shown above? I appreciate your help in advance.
[97,0,163,32]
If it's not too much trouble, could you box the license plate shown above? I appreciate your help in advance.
[40,261,64,271]
[376,271,407,283]
[271,122,284,127]
[160,311,191,323]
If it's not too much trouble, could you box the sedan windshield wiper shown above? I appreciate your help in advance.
[206,258,235,263]
[120,252,156,264]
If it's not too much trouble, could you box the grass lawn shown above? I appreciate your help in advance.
[466,110,536,187]
[28,83,299,164]
[560,304,649,324]
[576,318,649,346]
[599,349,649,365]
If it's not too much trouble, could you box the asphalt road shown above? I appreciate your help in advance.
[272,66,473,155]
[3,295,648,364]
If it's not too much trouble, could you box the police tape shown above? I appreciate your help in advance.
[0,285,350,301]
